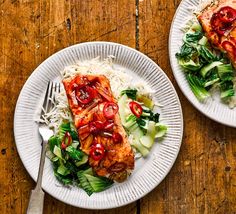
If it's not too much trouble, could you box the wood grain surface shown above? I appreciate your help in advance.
[0,0,235,213]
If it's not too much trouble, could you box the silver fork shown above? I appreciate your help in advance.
[27,82,61,214]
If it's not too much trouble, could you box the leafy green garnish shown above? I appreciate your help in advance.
[48,122,115,196]
[84,174,113,192]
[198,45,217,62]
[186,73,210,101]
[176,43,194,59]
[177,58,202,71]
[58,122,79,141]
[58,123,71,139]
[175,20,235,102]
[70,130,79,140]
[185,31,203,44]
[54,171,73,185]
[66,146,84,161]
[220,81,235,99]
[204,70,220,88]
[124,115,137,129]
[57,163,70,176]
[155,123,168,138]
[47,122,103,196]
[141,108,160,123]
[49,136,60,152]
[121,89,137,100]
[77,168,113,196]
[136,118,146,127]
[149,112,160,123]
[53,145,63,159]
[217,64,234,81]
[77,171,94,196]
[200,61,223,78]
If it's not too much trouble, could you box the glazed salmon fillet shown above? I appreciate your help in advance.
[63,74,134,182]
[197,0,236,67]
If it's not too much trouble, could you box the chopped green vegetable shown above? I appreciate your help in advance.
[51,156,59,162]
[178,58,202,71]
[75,155,88,167]
[46,147,55,160]
[57,163,70,176]
[136,118,147,128]
[64,161,79,175]
[198,46,217,62]
[70,130,79,140]
[198,36,208,46]
[124,114,137,129]
[128,124,149,157]
[49,136,59,152]
[140,135,154,149]
[220,81,235,99]
[141,110,151,117]
[186,73,210,101]
[139,121,167,150]
[204,70,220,87]
[130,125,143,139]
[71,141,80,149]
[58,122,79,141]
[48,122,93,195]
[137,94,154,109]
[118,94,129,124]
[49,122,115,196]
[149,112,160,123]
[54,171,72,185]
[130,140,149,157]
[137,121,162,151]
[65,146,84,161]
[155,123,167,138]
[77,171,94,196]
[77,168,113,196]
[82,167,94,175]
[204,78,220,88]
[58,123,71,139]
[139,121,156,148]
[84,174,113,192]
[121,89,137,100]
[217,64,234,81]
[189,22,202,32]
[176,43,195,59]
[118,89,167,158]
[200,61,223,78]
[146,121,156,138]
[140,109,160,123]
[221,89,235,99]
[184,31,203,44]
[175,19,236,104]
[53,145,63,159]
[129,123,139,132]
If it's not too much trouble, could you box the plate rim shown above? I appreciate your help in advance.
[169,0,236,128]
[14,41,184,209]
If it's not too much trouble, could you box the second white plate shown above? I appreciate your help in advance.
[169,0,236,127]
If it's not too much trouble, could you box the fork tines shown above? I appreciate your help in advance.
[40,82,61,121]
[53,82,61,103]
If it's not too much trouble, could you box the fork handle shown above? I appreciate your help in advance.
[35,140,47,190]
[27,140,47,214]
[27,188,45,214]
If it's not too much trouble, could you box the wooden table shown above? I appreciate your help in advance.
[1,0,236,213]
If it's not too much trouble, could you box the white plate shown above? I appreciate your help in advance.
[169,0,236,127]
[14,42,183,209]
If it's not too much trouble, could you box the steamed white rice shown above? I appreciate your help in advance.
[62,56,154,99]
